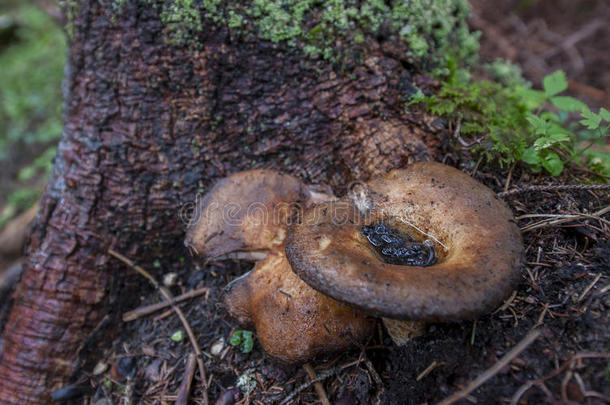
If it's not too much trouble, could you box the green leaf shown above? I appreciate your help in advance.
[541,152,564,176]
[543,71,568,97]
[580,108,602,130]
[599,108,610,122]
[550,96,587,112]
[540,111,559,122]
[526,114,551,135]
[171,330,184,342]
[229,330,243,346]
[17,165,37,182]
[229,330,254,353]
[521,147,540,165]
[514,86,546,110]
[540,132,571,147]
[241,331,254,353]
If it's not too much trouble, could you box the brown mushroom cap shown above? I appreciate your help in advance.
[224,245,374,364]
[286,162,523,322]
[185,170,308,259]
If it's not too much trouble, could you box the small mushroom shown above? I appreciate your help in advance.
[224,245,373,363]
[185,170,308,260]
[286,162,522,344]
[186,170,374,363]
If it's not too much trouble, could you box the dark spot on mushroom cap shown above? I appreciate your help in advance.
[286,162,523,323]
[361,221,436,266]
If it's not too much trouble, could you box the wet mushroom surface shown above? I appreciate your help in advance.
[286,162,524,323]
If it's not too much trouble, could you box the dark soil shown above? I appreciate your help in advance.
[82,153,609,405]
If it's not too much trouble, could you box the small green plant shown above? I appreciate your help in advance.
[0,4,65,158]
[412,62,610,177]
[236,370,257,394]
[17,146,56,181]
[170,330,184,342]
[229,329,254,353]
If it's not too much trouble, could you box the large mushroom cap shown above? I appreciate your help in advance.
[286,162,523,322]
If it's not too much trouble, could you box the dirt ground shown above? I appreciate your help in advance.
[1,1,609,404]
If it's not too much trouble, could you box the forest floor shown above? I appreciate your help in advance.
[0,1,609,404]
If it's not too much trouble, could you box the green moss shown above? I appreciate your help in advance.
[124,0,479,69]
[159,0,202,45]
[0,4,66,157]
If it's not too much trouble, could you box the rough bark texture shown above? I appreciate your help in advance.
[0,1,446,403]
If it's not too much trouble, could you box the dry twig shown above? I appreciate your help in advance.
[279,367,340,405]
[108,249,209,405]
[122,286,210,322]
[176,353,197,405]
[438,329,541,405]
[511,352,610,405]
[303,363,331,405]
[498,183,610,198]
[518,206,610,233]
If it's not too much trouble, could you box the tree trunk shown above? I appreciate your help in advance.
[0,1,447,402]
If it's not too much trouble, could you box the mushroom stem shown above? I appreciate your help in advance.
[381,318,426,346]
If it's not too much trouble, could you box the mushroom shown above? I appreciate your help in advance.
[185,170,308,260]
[224,245,374,363]
[186,170,374,363]
[285,162,523,345]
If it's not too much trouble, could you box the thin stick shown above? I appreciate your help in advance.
[303,363,331,405]
[577,273,602,302]
[122,287,210,322]
[498,183,610,198]
[280,367,342,405]
[437,329,541,405]
[504,162,516,192]
[176,353,197,405]
[108,249,209,405]
[511,352,610,405]
[416,361,445,381]
[520,206,610,233]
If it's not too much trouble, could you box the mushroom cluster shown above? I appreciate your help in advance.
[186,162,522,363]
[185,170,374,363]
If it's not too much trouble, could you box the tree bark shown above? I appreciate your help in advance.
[0,1,446,402]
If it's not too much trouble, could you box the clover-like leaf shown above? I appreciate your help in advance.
[526,114,551,135]
[550,96,586,112]
[171,330,184,342]
[580,108,602,130]
[541,152,564,176]
[229,330,254,353]
[543,71,568,97]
